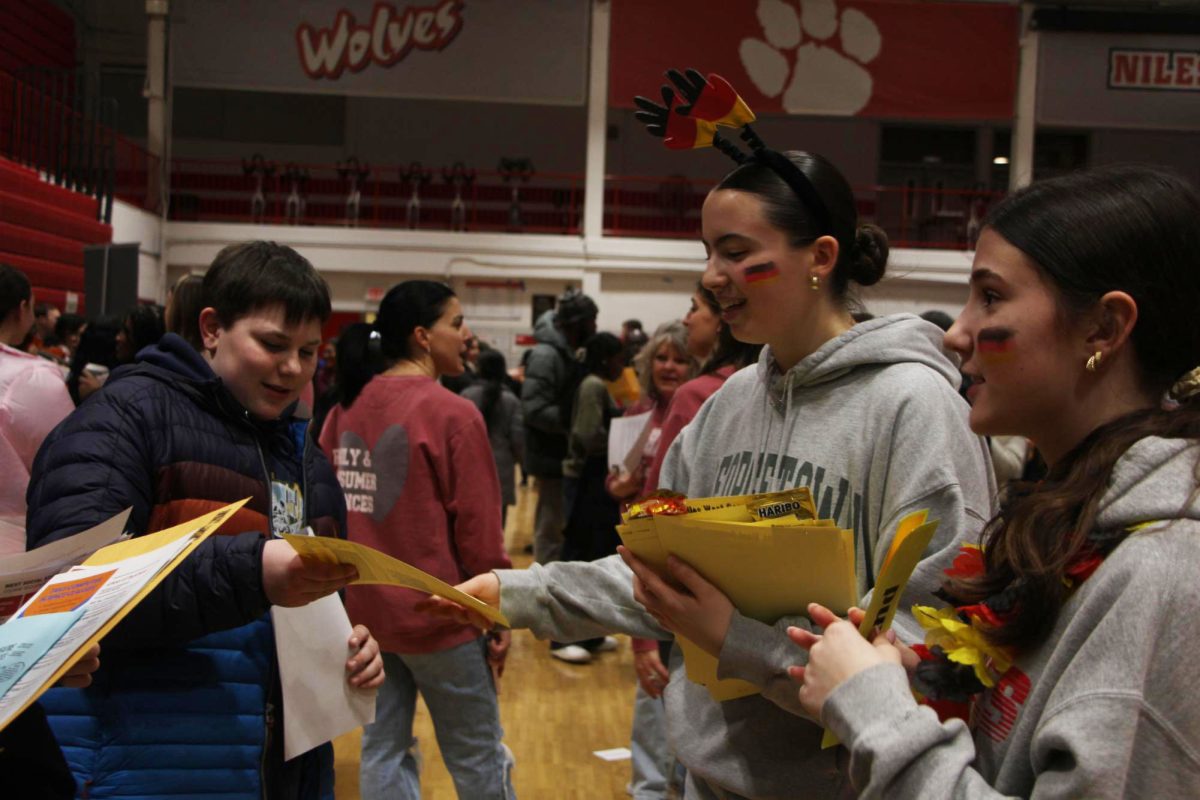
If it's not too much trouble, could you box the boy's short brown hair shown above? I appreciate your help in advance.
[203,241,331,328]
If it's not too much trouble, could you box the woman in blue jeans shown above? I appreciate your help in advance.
[319,281,514,798]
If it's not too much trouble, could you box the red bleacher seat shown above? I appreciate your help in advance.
[0,158,99,218]
[1,156,112,312]
[0,189,111,243]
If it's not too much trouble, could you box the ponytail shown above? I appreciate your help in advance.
[715,151,889,303]
[332,322,380,409]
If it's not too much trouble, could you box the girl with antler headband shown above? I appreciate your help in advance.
[787,166,1200,797]
[421,71,994,798]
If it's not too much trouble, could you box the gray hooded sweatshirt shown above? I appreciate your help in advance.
[824,436,1200,799]
[499,314,996,799]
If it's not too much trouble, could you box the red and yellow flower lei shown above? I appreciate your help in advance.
[909,533,1116,723]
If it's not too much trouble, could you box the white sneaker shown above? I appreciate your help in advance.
[551,644,593,664]
[591,636,619,653]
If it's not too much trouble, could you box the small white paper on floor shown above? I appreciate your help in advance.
[273,593,376,760]
[593,746,632,761]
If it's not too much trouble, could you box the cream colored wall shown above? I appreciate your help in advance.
[111,199,165,303]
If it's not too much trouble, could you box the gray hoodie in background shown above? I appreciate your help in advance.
[500,314,995,799]
[824,436,1200,799]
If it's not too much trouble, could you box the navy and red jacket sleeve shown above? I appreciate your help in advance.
[25,381,271,649]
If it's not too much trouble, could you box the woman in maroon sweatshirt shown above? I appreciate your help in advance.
[319,280,514,800]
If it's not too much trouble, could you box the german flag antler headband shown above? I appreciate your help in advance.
[634,68,832,236]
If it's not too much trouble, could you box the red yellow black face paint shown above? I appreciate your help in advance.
[977,327,1016,362]
[743,261,780,285]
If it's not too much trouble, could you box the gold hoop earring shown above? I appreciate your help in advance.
[810,274,820,292]
[1086,351,1103,372]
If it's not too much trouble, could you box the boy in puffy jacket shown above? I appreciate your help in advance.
[26,241,384,799]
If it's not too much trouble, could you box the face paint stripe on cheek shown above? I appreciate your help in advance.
[743,261,780,285]
[977,327,1016,361]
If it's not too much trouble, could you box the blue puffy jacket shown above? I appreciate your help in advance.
[26,334,347,799]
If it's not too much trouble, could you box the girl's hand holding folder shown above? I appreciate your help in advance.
[618,546,733,659]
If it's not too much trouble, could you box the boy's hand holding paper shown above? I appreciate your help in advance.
[282,534,509,627]
[261,538,360,607]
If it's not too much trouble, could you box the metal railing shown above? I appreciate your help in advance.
[165,159,1002,248]
[874,184,1004,250]
[0,67,131,223]
[168,157,583,234]
[602,174,1004,249]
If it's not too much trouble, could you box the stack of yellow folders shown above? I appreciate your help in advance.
[617,488,858,702]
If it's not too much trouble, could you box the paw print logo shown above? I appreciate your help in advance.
[740,0,882,116]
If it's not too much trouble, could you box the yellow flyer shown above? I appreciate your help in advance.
[820,510,939,748]
[282,534,510,627]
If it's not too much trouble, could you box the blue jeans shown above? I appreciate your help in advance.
[630,681,687,799]
[630,683,671,799]
[360,638,515,799]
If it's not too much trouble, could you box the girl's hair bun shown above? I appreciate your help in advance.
[848,223,888,287]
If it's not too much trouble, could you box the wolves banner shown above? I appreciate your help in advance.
[171,0,588,105]
[609,0,1018,119]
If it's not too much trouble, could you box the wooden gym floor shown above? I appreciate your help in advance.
[333,478,641,799]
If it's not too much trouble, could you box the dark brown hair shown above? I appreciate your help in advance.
[0,263,32,323]
[715,150,888,301]
[204,241,331,328]
[948,166,1200,650]
[695,282,761,376]
[336,280,456,408]
[165,273,205,350]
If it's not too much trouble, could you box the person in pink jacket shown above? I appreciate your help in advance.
[0,264,74,548]
[318,280,514,800]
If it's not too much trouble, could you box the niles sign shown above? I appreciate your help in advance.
[297,0,465,79]
[1109,48,1200,91]
[1039,32,1200,129]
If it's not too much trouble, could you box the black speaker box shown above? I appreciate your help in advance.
[83,242,140,320]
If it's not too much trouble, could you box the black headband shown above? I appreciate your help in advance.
[736,132,833,238]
